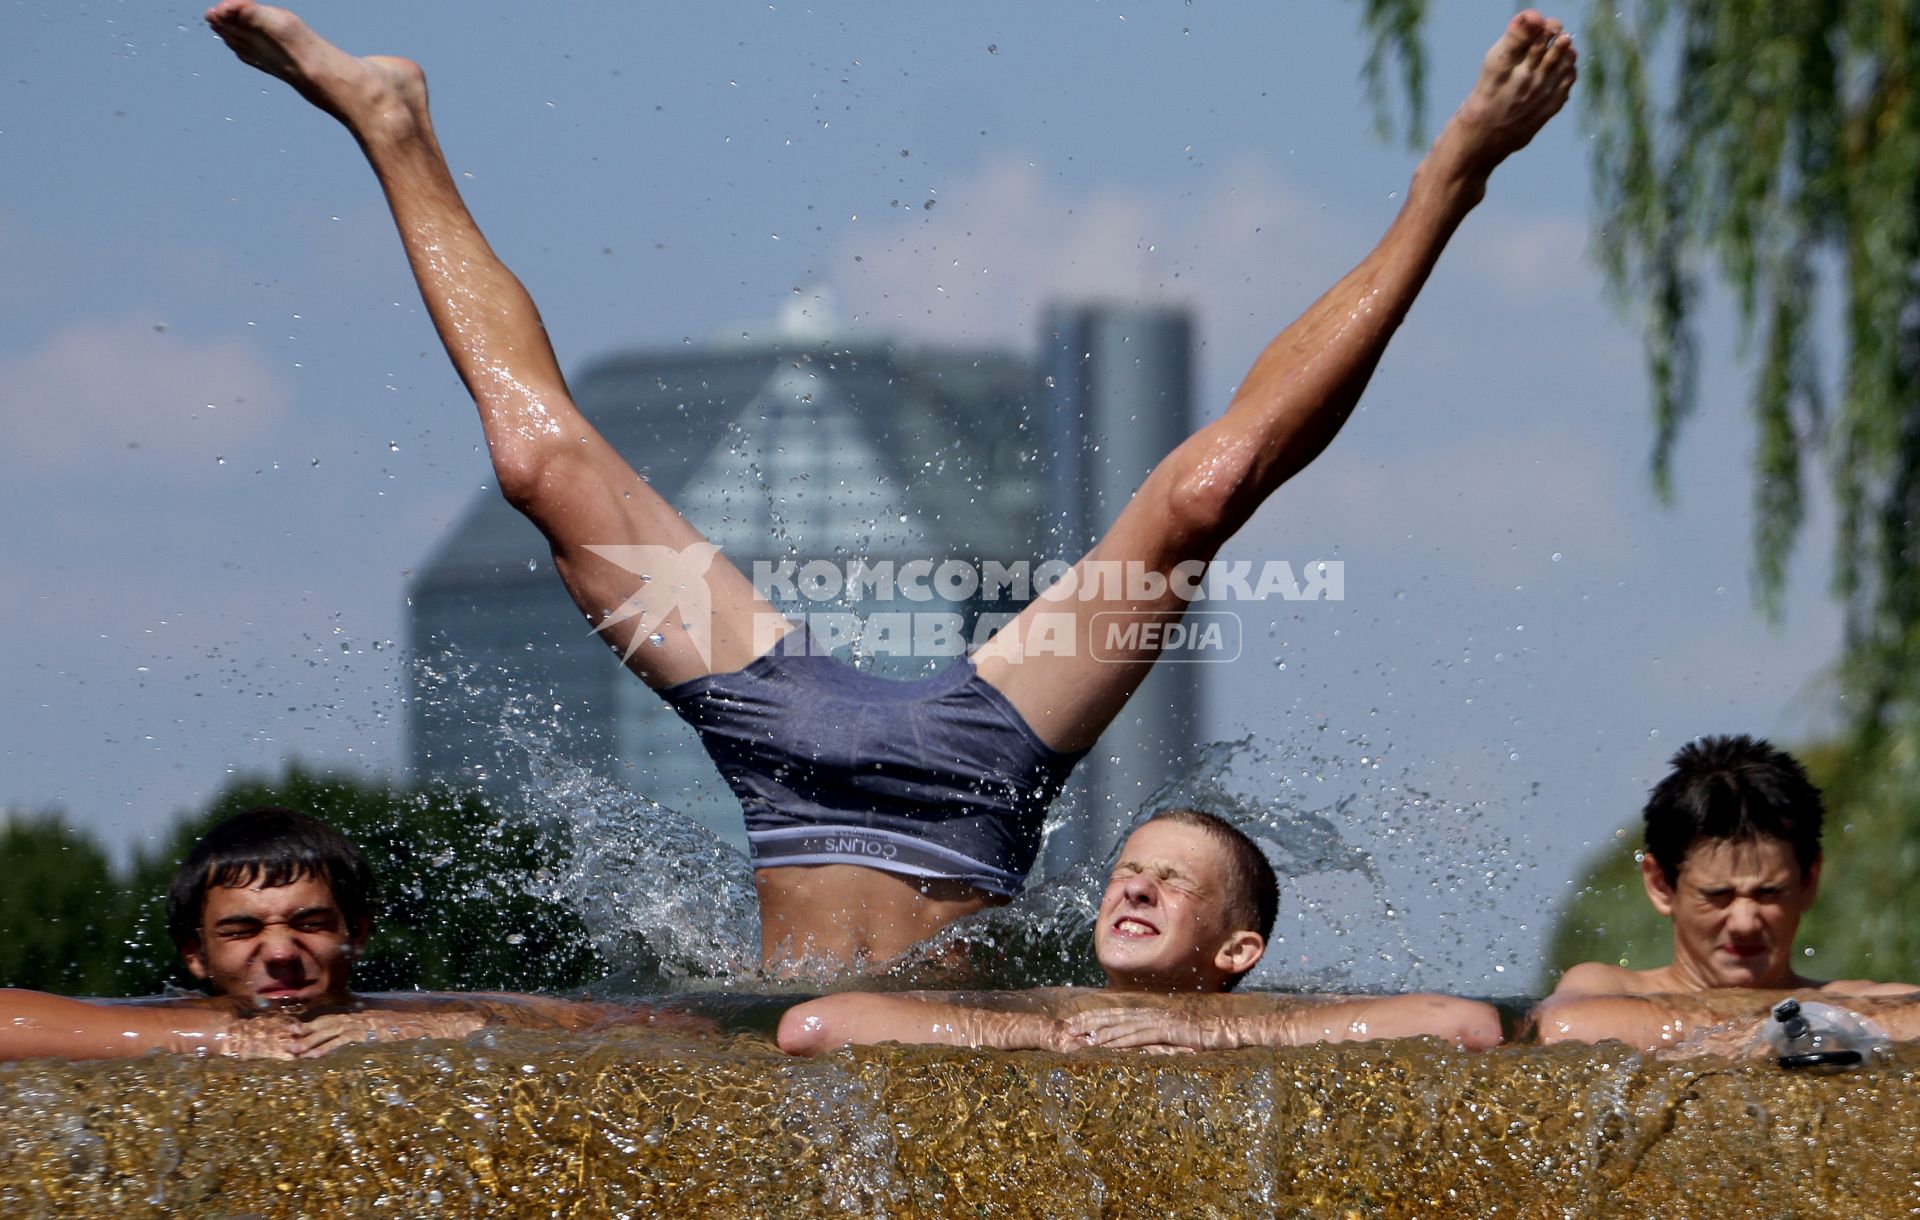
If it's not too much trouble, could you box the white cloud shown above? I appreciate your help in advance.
[828,154,1360,350]
[824,156,1614,343]
[0,316,288,467]
[1453,211,1595,306]
[825,155,1641,433]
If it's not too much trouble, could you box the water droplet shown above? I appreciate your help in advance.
[388,441,401,453]
[215,456,225,465]
[1550,552,1562,562]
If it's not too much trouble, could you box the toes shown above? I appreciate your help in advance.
[1541,32,1577,79]
[1510,9,1549,40]
[1528,22,1564,66]
[1499,10,1547,61]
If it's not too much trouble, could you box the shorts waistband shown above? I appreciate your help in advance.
[746,825,1021,898]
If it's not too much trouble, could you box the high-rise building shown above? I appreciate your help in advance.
[407,305,1197,874]
[1037,305,1199,872]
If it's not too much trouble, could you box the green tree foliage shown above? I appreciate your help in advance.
[0,811,124,994]
[1547,741,1920,987]
[1357,0,1429,146]
[0,769,602,997]
[1352,1,1920,736]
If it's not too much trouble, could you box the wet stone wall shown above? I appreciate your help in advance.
[2,1030,1919,1217]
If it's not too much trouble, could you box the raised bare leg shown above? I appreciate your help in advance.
[973,10,1578,749]
[206,1,786,687]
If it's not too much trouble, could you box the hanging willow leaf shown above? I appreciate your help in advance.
[1358,0,1428,146]
[1351,0,1920,733]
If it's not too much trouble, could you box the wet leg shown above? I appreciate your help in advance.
[206,1,786,687]
[973,11,1578,749]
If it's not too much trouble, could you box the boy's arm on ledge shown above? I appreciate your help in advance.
[291,992,717,1057]
[1530,992,1732,1055]
[778,989,1090,1055]
[1531,989,1920,1057]
[0,989,299,1062]
[1064,993,1502,1052]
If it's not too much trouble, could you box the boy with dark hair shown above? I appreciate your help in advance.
[778,810,1498,1055]
[165,805,378,963]
[0,808,683,1061]
[1640,734,1824,892]
[1536,735,1919,1055]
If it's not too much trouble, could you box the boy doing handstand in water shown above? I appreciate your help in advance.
[207,3,1577,971]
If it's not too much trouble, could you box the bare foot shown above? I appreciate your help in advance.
[1435,10,1578,180]
[205,0,428,144]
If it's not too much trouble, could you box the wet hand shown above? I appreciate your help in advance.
[1062,1008,1230,1052]
[215,1010,306,1060]
[295,1010,486,1057]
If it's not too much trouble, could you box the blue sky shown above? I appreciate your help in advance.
[0,2,1847,991]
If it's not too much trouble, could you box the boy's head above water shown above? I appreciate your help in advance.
[166,807,377,1006]
[1095,808,1278,993]
[1640,735,1824,990]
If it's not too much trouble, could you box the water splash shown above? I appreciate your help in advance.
[506,722,760,986]
[413,652,1518,994]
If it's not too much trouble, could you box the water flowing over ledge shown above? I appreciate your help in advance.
[4,1028,1918,1217]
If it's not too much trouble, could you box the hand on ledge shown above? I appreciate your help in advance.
[1063,1008,1222,1052]
[294,1010,488,1057]
[211,1011,307,1060]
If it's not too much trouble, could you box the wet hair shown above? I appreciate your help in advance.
[1642,735,1824,886]
[165,807,378,950]
[1143,807,1279,989]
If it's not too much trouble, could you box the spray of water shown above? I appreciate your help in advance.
[419,653,1520,995]
[508,724,761,986]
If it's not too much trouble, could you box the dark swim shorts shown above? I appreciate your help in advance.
[658,626,1085,897]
